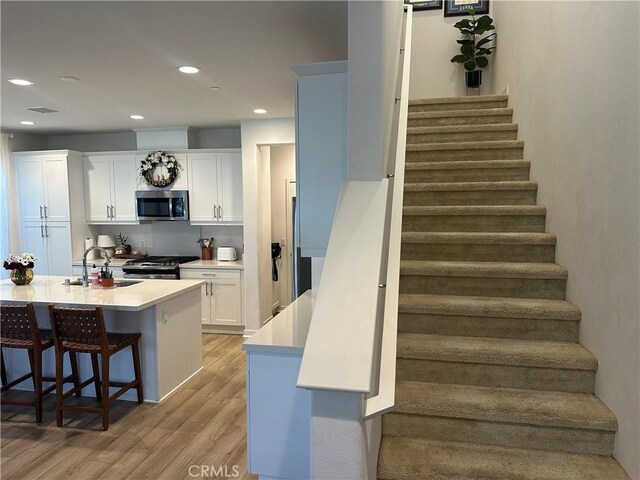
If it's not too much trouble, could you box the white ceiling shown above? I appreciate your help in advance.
[1,1,347,135]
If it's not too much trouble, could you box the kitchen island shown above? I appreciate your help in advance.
[0,276,204,403]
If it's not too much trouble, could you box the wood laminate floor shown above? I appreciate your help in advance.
[0,334,257,480]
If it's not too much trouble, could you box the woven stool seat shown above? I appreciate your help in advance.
[62,332,141,353]
[1,329,53,349]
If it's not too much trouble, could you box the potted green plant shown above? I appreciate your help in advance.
[450,7,496,89]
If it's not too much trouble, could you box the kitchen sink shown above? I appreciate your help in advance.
[64,280,142,288]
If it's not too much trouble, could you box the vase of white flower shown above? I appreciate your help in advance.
[3,253,38,285]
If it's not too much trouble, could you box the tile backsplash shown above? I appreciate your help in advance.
[92,223,244,259]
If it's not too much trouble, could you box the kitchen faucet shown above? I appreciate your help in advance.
[82,246,111,287]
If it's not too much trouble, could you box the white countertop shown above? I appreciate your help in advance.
[182,259,244,270]
[242,290,315,354]
[0,276,204,311]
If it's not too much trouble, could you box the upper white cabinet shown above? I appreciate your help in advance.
[16,153,70,222]
[84,154,137,224]
[188,151,243,224]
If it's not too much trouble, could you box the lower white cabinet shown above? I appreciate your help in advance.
[21,222,72,276]
[180,269,243,327]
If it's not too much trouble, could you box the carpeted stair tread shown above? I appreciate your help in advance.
[409,95,509,106]
[400,260,568,280]
[407,140,524,152]
[393,381,617,431]
[405,159,530,172]
[404,205,546,216]
[405,181,537,192]
[402,232,556,245]
[398,294,580,320]
[397,334,597,370]
[377,437,630,480]
[407,124,517,134]
[408,108,513,120]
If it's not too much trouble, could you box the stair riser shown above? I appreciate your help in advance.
[409,101,508,113]
[382,414,615,456]
[408,114,513,128]
[404,166,530,183]
[399,275,567,300]
[397,314,580,342]
[403,190,537,206]
[403,215,546,233]
[406,147,524,163]
[407,130,517,144]
[396,358,595,393]
[400,243,556,263]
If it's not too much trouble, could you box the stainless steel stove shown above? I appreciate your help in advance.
[122,255,199,279]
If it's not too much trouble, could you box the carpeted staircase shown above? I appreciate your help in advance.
[377,95,630,479]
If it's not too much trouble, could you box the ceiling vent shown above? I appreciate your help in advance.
[26,107,60,114]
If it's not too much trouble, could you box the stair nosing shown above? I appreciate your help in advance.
[398,294,580,320]
[400,260,568,280]
[401,232,556,245]
[403,205,546,215]
[391,381,617,431]
[407,124,518,134]
[405,159,531,171]
[407,140,524,152]
[396,333,598,370]
[409,95,508,106]
[408,108,513,119]
[404,181,537,192]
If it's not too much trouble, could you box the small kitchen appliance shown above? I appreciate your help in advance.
[216,247,237,262]
[135,190,189,221]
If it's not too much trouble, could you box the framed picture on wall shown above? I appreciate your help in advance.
[404,0,443,11]
[444,0,489,17]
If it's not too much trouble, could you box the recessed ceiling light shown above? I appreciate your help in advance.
[178,66,201,74]
[130,114,144,120]
[60,76,80,82]
[210,86,222,92]
[9,79,33,86]
[253,108,268,114]
[20,121,36,125]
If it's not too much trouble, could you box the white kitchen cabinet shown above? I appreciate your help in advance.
[187,151,243,224]
[16,153,70,222]
[21,222,72,276]
[84,154,137,224]
[180,269,243,329]
[15,150,93,273]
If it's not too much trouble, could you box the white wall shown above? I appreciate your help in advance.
[410,4,494,99]
[491,2,640,477]
[270,145,296,310]
[197,128,241,149]
[240,118,295,335]
[47,131,137,151]
[347,0,403,180]
[258,146,273,323]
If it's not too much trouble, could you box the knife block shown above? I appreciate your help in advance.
[201,247,213,261]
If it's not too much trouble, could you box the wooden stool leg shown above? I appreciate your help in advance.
[55,349,65,427]
[1,348,7,387]
[90,353,102,401]
[27,349,36,390]
[33,348,43,423]
[69,352,81,398]
[131,342,143,404]
[100,353,110,431]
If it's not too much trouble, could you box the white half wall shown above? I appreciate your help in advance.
[241,118,295,335]
[409,4,494,98]
[492,1,640,477]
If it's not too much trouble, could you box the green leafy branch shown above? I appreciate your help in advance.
[450,7,496,72]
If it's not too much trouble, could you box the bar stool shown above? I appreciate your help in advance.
[1,303,79,423]
[48,305,143,430]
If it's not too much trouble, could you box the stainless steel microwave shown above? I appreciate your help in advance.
[135,190,189,221]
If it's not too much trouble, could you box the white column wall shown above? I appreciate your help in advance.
[491,2,640,477]
[240,118,295,336]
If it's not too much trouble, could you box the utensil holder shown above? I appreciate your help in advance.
[201,247,213,260]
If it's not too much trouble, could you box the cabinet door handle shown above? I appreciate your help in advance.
[111,205,115,219]
[43,205,47,218]
[45,225,49,237]
[40,225,44,237]
[39,206,43,219]
[218,205,222,220]
[107,205,111,219]
[202,273,216,277]
[204,282,209,296]
[209,282,214,298]
[213,205,218,220]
